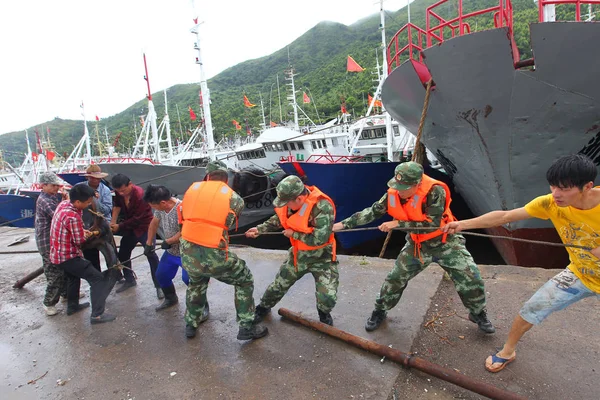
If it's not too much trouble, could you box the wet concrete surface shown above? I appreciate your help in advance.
[390,266,600,400]
[0,228,443,400]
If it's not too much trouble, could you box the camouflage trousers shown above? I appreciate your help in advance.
[40,251,66,307]
[374,234,486,315]
[259,249,340,313]
[180,239,255,329]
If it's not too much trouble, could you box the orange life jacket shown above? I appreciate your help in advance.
[387,174,456,259]
[274,185,336,269]
[178,180,235,255]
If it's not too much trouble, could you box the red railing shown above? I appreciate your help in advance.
[387,1,517,71]
[387,23,427,71]
[538,0,600,21]
[426,0,514,47]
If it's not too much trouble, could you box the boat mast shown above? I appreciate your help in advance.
[380,0,394,161]
[276,74,283,123]
[191,12,216,161]
[259,92,267,132]
[285,50,300,132]
[81,102,92,164]
[143,53,160,162]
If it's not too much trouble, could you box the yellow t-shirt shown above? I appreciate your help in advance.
[524,193,600,293]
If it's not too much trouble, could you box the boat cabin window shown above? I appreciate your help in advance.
[289,142,296,150]
[298,142,305,150]
[321,140,327,148]
[282,143,289,151]
[311,141,316,150]
[376,128,385,138]
[331,137,338,147]
[276,143,283,151]
[317,141,323,149]
[393,126,400,136]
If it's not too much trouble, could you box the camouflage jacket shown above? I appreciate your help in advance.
[257,199,335,261]
[341,185,449,245]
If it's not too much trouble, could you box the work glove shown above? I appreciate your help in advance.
[143,244,156,256]
[161,241,172,250]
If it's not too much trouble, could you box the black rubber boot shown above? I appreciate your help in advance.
[365,310,387,332]
[253,305,271,323]
[318,310,333,326]
[185,324,197,338]
[469,309,496,334]
[237,324,269,340]
[155,284,178,311]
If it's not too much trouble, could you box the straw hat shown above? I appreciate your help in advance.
[80,164,108,179]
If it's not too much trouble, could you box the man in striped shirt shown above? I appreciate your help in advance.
[50,185,117,324]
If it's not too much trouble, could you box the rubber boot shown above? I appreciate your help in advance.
[155,284,178,311]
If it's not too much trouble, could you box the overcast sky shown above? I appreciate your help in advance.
[0,0,411,135]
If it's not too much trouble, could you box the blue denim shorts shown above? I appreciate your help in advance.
[519,268,599,325]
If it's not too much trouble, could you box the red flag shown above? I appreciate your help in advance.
[95,115,100,121]
[188,106,197,121]
[46,150,56,161]
[368,94,383,108]
[341,103,347,114]
[232,120,242,130]
[347,55,365,72]
[303,92,310,104]
[243,95,256,108]
[270,121,278,127]
[31,152,38,162]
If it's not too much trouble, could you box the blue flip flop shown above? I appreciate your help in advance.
[485,353,515,373]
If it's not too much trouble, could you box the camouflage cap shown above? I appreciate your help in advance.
[387,161,423,191]
[206,160,228,173]
[273,175,305,207]
[38,172,62,185]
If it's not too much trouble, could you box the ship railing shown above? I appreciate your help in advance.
[387,0,522,72]
[96,157,157,165]
[304,154,365,164]
[538,0,600,21]
[387,23,427,71]
[426,0,515,47]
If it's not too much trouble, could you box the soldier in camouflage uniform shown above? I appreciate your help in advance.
[246,175,339,325]
[179,160,268,340]
[333,162,495,333]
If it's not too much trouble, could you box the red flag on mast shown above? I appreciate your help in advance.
[243,95,256,108]
[303,92,310,104]
[347,56,365,72]
[232,120,242,130]
[95,115,100,121]
[188,106,197,121]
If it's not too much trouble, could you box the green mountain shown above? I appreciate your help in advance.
[2,0,585,166]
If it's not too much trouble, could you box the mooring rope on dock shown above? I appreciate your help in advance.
[229,226,593,251]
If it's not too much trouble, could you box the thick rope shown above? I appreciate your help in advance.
[379,79,434,258]
[228,226,592,251]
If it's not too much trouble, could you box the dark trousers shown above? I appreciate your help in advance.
[56,257,117,317]
[118,231,160,287]
[82,248,101,272]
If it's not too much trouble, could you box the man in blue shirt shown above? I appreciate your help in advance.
[76,165,112,271]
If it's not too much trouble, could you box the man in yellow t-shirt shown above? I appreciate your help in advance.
[442,154,600,373]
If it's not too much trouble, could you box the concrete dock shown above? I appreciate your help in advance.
[0,227,597,399]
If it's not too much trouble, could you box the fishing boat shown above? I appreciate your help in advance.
[277,0,447,250]
[381,0,600,267]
